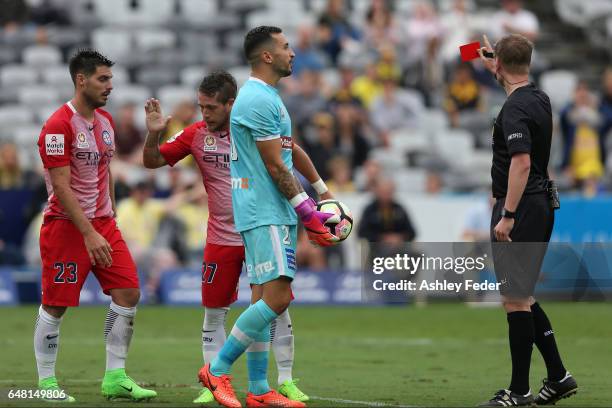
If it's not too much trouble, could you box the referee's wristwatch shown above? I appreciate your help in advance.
[501,208,516,219]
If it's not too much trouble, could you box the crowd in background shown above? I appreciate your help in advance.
[1,0,612,296]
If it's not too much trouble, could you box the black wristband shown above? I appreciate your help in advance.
[501,208,516,219]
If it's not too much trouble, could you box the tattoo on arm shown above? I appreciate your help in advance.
[271,167,302,199]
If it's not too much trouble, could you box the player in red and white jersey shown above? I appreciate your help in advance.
[143,71,331,404]
[34,49,156,402]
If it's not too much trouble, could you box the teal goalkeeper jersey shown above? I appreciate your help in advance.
[230,77,297,232]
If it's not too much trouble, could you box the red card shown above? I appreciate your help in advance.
[459,41,481,61]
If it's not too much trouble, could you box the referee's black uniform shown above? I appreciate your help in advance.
[491,82,553,244]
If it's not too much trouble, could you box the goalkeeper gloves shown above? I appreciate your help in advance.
[292,193,338,247]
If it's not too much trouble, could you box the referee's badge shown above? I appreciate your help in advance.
[204,134,217,151]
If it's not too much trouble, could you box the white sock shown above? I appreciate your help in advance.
[104,302,136,371]
[34,306,62,381]
[271,309,294,385]
[202,307,229,363]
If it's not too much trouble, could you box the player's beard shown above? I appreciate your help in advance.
[84,90,107,109]
[275,61,292,78]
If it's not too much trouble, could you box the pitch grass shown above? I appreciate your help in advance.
[0,303,610,407]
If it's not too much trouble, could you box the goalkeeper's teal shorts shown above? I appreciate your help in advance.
[240,224,298,285]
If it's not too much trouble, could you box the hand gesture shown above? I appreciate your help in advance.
[144,98,171,133]
[477,34,497,75]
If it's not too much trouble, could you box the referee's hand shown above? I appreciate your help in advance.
[477,34,497,75]
[494,217,514,242]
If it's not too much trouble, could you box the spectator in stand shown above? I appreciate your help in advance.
[350,62,382,108]
[114,103,144,163]
[490,0,539,42]
[363,0,403,51]
[444,62,488,134]
[325,155,355,193]
[440,0,475,64]
[0,142,37,190]
[599,66,612,167]
[402,1,443,73]
[316,0,360,66]
[301,112,338,181]
[355,159,383,193]
[358,178,417,248]
[0,0,28,34]
[560,81,605,196]
[284,69,328,135]
[370,77,424,146]
[291,24,326,77]
[115,181,179,297]
[330,90,370,168]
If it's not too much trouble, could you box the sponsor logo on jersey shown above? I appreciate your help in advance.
[102,130,112,146]
[203,153,230,168]
[45,134,65,155]
[167,130,183,143]
[76,150,114,166]
[280,136,292,150]
[76,132,89,148]
[231,177,250,190]
[204,135,217,151]
[507,132,523,141]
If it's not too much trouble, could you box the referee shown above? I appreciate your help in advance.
[477,34,578,407]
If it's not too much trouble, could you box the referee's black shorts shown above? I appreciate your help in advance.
[490,192,554,299]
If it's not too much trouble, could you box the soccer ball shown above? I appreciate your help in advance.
[316,199,354,242]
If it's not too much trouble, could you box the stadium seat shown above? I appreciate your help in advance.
[228,66,252,87]
[434,129,475,168]
[91,27,132,62]
[540,70,577,110]
[389,129,430,154]
[134,0,176,26]
[157,85,195,114]
[180,65,207,88]
[136,67,179,92]
[555,0,612,28]
[22,45,62,67]
[107,85,151,110]
[18,86,60,109]
[0,105,36,128]
[40,66,73,88]
[36,105,61,124]
[393,169,428,194]
[13,125,43,148]
[178,0,219,26]
[133,29,177,53]
[420,108,450,135]
[110,65,130,85]
[1,65,38,87]
[92,0,132,26]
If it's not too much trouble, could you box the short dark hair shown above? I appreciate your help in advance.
[198,70,237,103]
[69,49,114,84]
[244,25,282,64]
[495,34,533,75]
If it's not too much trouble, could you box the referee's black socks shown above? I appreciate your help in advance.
[507,311,535,395]
[531,302,567,382]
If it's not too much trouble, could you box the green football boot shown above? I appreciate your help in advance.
[38,376,76,403]
[101,368,157,401]
[278,379,309,402]
[193,387,215,404]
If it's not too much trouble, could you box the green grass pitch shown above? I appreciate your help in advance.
[0,303,610,407]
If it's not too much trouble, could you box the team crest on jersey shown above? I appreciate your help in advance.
[204,135,217,151]
[102,130,112,146]
[45,134,64,155]
[76,132,89,148]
